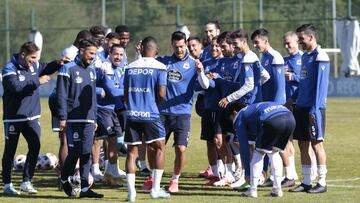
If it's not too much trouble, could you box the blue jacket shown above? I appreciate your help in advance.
[56,56,98,123]
[2,54,60,122]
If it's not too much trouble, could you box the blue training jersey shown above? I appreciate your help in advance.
[284,51,302,102]
[124,57,167,121]
[202,57,222,111]
[234,102,290,136]
[261,47,286,104]
[201,45,212,62]
[157,53,199,115]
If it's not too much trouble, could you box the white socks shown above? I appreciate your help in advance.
[92,163,101,175]
[250,151,265,190]
[302,165,312,185]
[127,173,136,197]
[317,165,327,186]
[171,174,180,182]
[152,169,164,192]
[211,164,219,177]
[269,152,283,190]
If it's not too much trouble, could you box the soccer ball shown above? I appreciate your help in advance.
[36,154,49,170]
[14,154,26,170]
[45,153,59,170]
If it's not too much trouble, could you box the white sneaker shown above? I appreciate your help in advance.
[92,172,104,182]
[269,188,283,197]
[230,178,246,188]
[233,167,244,181]
[150,188,170,199]
[126,192,136,202]
[3,183,20,195]
[213,176,235,187]
[20,181,37,194]
[242,188,257,198]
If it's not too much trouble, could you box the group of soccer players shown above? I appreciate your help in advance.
[1,20,330,201]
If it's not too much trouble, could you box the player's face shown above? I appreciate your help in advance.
[80,46,98,66]
[110,47,124,67]
[187,39,203,59]
[232,38,246,54]
[283,35,298,54]
[172,39,187,59]
[252,36,267,53]
[119,32,130,47]
[105,38,120,52]
[219,40,234,57]
[204,24,220,44]
[19,52,38,68]
[297,31,312,51]
[211,40,222,58]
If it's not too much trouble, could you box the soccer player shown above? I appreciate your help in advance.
[124,36,170,201]
[251,28,286,186]
[61,30,93,62]
[95,44,127,185]
[155,31,199,193]
[202,20,221,61]
[289,24,329,194]
[2,42,61,195]
[57,39,103,198]
[280,31,303,187]
[229,102,295,198]
[195,37,225,182]
[115,25,130,68]
[187,36,204,60]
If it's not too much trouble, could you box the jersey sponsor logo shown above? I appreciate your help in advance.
[128,87,150,93]
[223,72,233,81]
[300,67,307,79]
[183,62,190,69]
[18,75,25,81]
[128,68,153,75]
[128,110,151,118]
[167,69,183,82]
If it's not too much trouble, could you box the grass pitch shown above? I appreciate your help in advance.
[0,98,359,202]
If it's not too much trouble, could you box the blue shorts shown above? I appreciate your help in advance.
[48,95,60,132]
[200,110,222,141]
[96,108,122,139]
[256,112,295,153]
[161,114,191,147]
[293,107,326,141]
[115,108,127,132]
[125,119,165,145]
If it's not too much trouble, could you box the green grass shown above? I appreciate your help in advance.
[0,98,359,202]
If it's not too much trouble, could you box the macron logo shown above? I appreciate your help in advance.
[128,68,153,75]
[128,110,151,118]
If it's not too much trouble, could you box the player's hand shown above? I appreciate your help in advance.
[135,40,142,54]
[101,89,106,98]
[59,120,67,131]
[218,97,230,108]
[285,71,292,81]
[195,59,204,73]
[39,75,51,84]
[309,114,316,122]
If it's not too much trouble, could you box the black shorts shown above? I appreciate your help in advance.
[125,119,165,145]
[115,108,127,132]
[95,108,122,139]
[161,114,191,147]
[256,112,295,153]
[48,95,60,132]
[195,94,205,117]
[218,109,234,135]
[293,107,326,141]
[200,110,222,141]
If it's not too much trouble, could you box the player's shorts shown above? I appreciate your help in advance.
[256,112,295,153]
[195,94,205,117]
[293,107,326,141]
[161,114,191,147]
[200,110,222,141]
[124,119,165,145]
[48,95,60,132]
[218,109,234,135]
[95,108,122,139]
[115,108,127,132]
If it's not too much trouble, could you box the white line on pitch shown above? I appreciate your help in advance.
[327,184,360,188]
[326,178,360,182]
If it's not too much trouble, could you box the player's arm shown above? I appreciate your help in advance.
[195,59,211,89]
[38,60,64,76]
[226,64,255,103]
[273,64,286,104]
[259,63,270,85]
[310,60,330,117]
[156,69,167,104]
[56,66,70,129]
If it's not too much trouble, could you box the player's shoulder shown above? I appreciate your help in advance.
[128,57,166,70]
[268,47,284,65]
[315,46,330,62]
[242,50,259,64]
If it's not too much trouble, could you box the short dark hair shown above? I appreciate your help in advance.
[105,32,121,40]
[78,39,98,49]
[217,31,233,44]
[115,25,129,34]
[296,24,317,38]
[110,44,125,53]
[171,31,187,43]
[187,36,201,43]
[231,29,249,41]
[19,42,39,55]
[250,28,269,41]
[204,20,221,30]
[74,29,93,47]
[90,25,105,37]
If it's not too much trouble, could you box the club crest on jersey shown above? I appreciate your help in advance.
[73,132,79,139]
[18,75,25,81]
[183,62,190,69]
[75,76,83,83]
[167,69,183,82]
[9,125,15,132]
[296,59,301,65]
